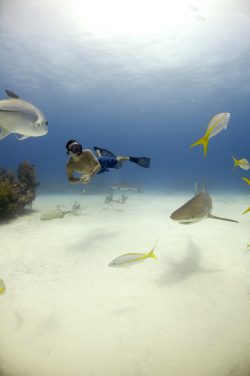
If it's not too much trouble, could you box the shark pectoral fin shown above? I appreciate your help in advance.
[0,128,10,140]
[208,214,238,223]
[190,134,209,157]
[16,135,29,141]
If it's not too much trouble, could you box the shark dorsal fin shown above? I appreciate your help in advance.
[5,90,19,99]
[194,182,198,195]
[194,182,205,195]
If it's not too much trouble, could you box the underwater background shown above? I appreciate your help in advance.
[1,2,250,376]
[0,0,250,195]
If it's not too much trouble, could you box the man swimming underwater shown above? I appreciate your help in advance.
[66,140,151,185]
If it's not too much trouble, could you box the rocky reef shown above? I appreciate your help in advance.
[0,161,39,218]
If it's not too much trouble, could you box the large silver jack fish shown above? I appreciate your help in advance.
[0,90,48,140]
[170,186,238,224]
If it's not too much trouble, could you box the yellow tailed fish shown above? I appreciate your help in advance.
[242,207,250,215]
[232,155,250,171]
[0,279,6,295]
[190,112,230,157]
[242,177,250,185]
[109,240,158,267]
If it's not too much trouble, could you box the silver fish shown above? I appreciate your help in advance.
[0,90,48,140]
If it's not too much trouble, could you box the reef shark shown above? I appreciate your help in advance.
[110,183,141,192]
[170,188,238,224]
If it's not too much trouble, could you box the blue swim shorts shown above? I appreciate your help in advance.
[97,156,119,174]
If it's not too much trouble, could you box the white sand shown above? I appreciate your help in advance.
[1,192,250,376]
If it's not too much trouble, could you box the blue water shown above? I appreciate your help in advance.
[0,0,250,195]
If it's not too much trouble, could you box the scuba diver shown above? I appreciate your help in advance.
[66,140,151,185]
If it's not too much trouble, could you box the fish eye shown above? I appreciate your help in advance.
[46,120,48,125]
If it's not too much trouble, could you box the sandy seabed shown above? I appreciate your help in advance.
[0,192,250,376]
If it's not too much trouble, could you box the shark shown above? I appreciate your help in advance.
[170,188,238,224]
[110,183,142,192]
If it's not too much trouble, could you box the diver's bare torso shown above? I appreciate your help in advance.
[66,149,101,183]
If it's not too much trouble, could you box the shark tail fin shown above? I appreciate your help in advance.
[190,134,209,157]
[231,155,238,172]
[147,239,158,259]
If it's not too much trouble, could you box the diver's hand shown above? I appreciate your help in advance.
[80,175,91,184]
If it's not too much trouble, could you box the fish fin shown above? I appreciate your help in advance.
[242,177,250,185]
[190,134,209,157]
[147,249,157,259]
[5,90,19,98]
[147,239,158,259]
[231,154,238,172]
[208,214,238,223]
[16,135,29,140]
[0,128,10,140]
[242,207,250,215]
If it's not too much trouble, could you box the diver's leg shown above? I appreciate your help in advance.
[95,149,102,158]
[117,156,129,162]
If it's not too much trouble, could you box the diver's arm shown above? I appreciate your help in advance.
[80,151,101,184]
[88,161,101,177]
[66,163,81,184]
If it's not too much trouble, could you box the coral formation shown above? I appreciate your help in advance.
[0,161,39,218]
